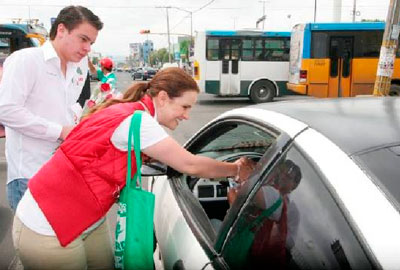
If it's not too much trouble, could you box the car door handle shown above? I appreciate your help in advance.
[173,259,185,270]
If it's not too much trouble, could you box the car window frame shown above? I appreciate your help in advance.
[166,116,292,269]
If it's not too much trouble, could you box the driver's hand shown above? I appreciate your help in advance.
[228,187,239,205]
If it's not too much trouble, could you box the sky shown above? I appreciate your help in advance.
[0,0,391,59]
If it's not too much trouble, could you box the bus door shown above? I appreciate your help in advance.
[328,37,353,97]
[220,39,241,95]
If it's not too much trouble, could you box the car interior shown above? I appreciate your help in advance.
[186,152,262,222]
[180,120,279,235]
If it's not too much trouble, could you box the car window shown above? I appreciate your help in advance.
[221,145,373,270]
[170,120,279,252]
[193,121,277,159]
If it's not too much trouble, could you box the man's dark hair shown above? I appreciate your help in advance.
[49,6,103,40]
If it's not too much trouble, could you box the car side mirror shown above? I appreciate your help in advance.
[141,161,167,176]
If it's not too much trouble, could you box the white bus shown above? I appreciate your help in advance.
[193,30,291,103]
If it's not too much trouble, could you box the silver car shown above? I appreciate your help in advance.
[146,97,400,270]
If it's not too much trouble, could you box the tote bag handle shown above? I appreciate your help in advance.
[126,110,143,190]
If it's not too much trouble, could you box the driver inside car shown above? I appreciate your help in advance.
[226,158,302,269]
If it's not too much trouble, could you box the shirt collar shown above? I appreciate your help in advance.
[42,41,80,69]
[42,41,59,62]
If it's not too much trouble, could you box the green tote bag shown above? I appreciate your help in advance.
[115,110,155,270]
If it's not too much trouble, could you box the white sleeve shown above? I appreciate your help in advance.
[260,186,283,221]
[111,112,169,151]
[0,51,62,141]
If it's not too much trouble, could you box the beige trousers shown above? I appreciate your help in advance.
[12,216,114,270]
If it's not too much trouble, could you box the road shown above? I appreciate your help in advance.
[0,71,306,269]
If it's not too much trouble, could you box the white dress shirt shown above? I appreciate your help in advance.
[0,41,88,184]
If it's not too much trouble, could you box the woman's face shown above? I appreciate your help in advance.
[156,90,198,130]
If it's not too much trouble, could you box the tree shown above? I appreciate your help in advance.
[179,40,190,63]
[149,48,173,66]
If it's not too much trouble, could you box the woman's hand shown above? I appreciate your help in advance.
[234,157,257,182]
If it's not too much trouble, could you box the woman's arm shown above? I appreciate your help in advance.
[143,136,253,180]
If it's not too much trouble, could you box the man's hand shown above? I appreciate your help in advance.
[88,58,97,75]
[59,125,75,141]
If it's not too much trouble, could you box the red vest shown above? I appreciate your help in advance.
[28,95,155,247]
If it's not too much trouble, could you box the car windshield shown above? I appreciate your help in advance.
[196,123,276,156]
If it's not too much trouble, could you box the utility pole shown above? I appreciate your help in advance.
[166,7,172,63]
[352,0,356,22]
[157,6,194,63]
[314,0,317,22]
[373,0,400,96]
[259,1,267,30]
[171,7,193,61]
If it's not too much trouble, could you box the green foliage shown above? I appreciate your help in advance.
[179,40,190,62]
[149,48,173,66]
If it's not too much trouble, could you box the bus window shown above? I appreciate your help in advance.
[206,38,219,61]
[0,37,11,57]
[242,39,253,61]
[231,39,240,60]
[312,32,329,58]
[255,39,263,60]
[265,38,290,61]
[329,39,339,77]
[342,38,353,78]
[357,31,382,57]
[221,39,231,60]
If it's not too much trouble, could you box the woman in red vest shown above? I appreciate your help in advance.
[12,67,254,270]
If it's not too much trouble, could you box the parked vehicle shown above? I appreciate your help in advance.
[145,97,400,270]
[145,67,157,80]
[131,68,144,80]
[131,67,157,81]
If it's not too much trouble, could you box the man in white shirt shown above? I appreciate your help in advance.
[0,5,103,211]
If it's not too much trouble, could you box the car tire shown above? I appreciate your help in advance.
[249,80,275,103]
[389,84,400,96]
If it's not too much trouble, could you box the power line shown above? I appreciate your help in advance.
[193,0,216,13]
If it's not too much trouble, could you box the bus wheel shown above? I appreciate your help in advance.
[250,81,275,103]
[389,84,400,96]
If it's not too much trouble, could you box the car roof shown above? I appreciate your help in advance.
[249,97,400,156]
[240,97,400,209]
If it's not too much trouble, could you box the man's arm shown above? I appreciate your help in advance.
[0,52,63,141]
[88,58,97,75]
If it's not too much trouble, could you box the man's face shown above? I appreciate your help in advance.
[57,22,98,62]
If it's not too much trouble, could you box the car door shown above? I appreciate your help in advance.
[217,143,375,269]
[152,117,284,270]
